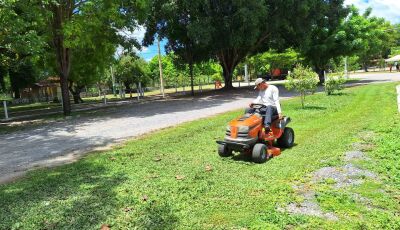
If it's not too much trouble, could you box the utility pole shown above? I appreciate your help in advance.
[157,36,165,98]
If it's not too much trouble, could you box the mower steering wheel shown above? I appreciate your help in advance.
[250,103,266,109]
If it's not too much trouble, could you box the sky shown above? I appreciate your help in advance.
[134,0,400,61]
[344,0,400,23]
[131,26,166,62]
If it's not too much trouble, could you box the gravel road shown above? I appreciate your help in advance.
[0,72,399,183]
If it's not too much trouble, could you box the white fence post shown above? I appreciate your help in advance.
[3,100,9,119]
[103,92,107,105]
[397,85,400,113]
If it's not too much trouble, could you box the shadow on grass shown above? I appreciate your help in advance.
[0,161,126,229]
[327,92,350,96]
[301,105,327,111]
[231,151,253,163]
[0,157,180,229]
[230,143,298,164]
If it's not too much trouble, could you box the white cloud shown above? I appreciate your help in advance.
[344,0,400,23]
[115,26,149,58]
[131,25,146,42]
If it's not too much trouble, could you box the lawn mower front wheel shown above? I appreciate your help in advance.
[252,143,271,163]
[218,144,233,157]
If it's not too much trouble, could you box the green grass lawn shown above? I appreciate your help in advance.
[1,83,399,229]
[0,102,60,114]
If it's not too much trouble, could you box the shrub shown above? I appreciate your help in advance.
[324,73,346,95]
[211,73,223,82]
[285,64,319,108]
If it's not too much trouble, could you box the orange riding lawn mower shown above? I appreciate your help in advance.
[216,104,295,163]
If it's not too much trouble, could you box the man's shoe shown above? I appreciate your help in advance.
[264,126,271,135]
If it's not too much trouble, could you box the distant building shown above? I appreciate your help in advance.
[18,77,61,103]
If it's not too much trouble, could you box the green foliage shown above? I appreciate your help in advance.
[324,74,346,95]
[145,0,330,88]
[115,55,150,88]
[347,8,397,67]
[148,54,220,88]
[211,73,223,82]
[285,64,319,108]
[248,48,300,76]
[0,93,12,101]
[0,0,47,96]
[301,5,398,80]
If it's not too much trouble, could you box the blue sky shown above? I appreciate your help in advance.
[135,0,400,61]
[344,0,400,23]
[138,39,166,62]
[129,26,166,62]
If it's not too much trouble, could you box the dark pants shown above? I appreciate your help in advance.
[245,105,278,127]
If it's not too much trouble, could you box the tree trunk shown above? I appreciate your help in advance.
[68,81,84,104]
[51,2,73,116]
[0,66,7,92]
[9,70,21,99]
[316,68,325,84]
[14,88,21,99]
[189,62,194,96]
[222,67,234,89]
[218,52,239,89]
[363,63,368,72]
[124,82,132,98]
[72,90,83,104]
[72,93,80,104]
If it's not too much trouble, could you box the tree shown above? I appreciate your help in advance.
[143,0,209,96]
[148,54,178,88]
[193,0,328,88]
[9,61,37,99]
[285,64,319,108]
[146,0,324,89]
[324,73,346,95]
[66,10,119,104]
[248,48,300,77]
[299,0,350,83]
[301,5,397,82]
[44,0,145,115]
[115,55,149,97]
[350,8,396,71]
[0,0,46,95]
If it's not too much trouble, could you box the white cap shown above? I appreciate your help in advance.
[254,78,265,89]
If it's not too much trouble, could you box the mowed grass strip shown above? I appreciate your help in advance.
[0,83,399,229]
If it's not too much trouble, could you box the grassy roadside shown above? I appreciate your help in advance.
[0,83,399,229]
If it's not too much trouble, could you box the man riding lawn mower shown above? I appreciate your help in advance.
[216,78,295,163]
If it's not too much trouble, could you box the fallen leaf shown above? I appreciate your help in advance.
[124,207,132,212]
[205,165,212,172]
[100,224,110,230]
[109,157,116,161]
[148,174,159,179]
[153,157,161,162]
[175,175,185,180]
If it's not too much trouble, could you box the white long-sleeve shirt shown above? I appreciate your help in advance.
[252,84,282,113]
